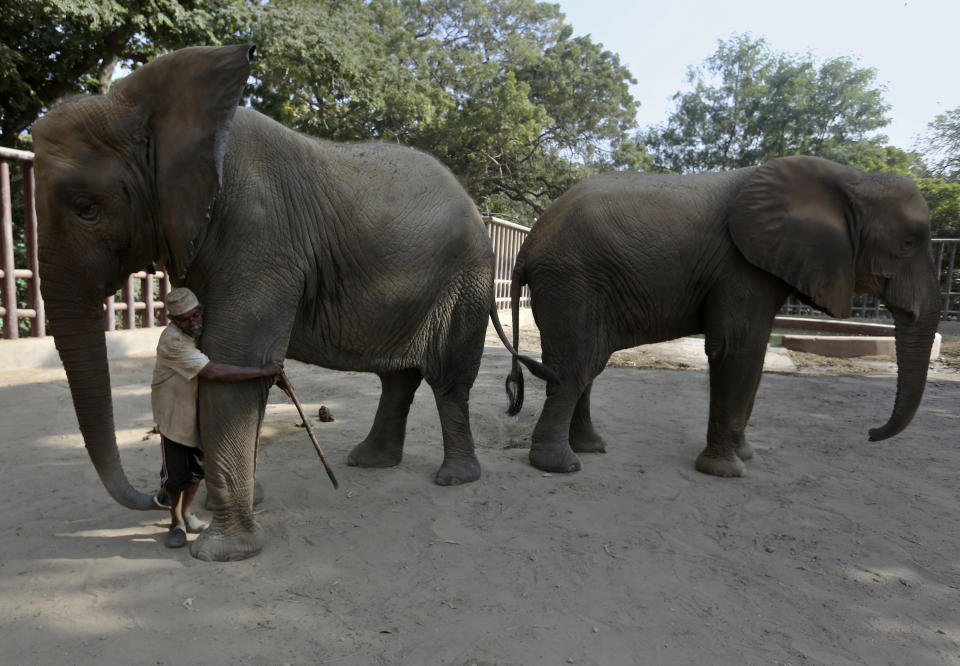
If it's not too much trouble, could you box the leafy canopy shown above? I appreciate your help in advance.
[246,0,647,220]
[0,0,256,149]
[643,34,892,173]
[916,107,960,183]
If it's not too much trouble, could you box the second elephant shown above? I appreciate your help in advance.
[506,157,940,477]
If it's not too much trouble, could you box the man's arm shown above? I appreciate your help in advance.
[198,359,284,383]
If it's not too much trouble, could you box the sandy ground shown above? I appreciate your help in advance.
[1,323,959,665]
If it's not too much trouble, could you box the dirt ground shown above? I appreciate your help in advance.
[1,324,959,665]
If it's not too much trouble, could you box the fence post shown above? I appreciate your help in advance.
[1,161,17,339]
[23,162,44,336]
[158,272,170,326]
[142,272,155,328]
[104,295,116,331]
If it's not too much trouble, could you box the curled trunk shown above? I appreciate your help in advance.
[46,293,157,510]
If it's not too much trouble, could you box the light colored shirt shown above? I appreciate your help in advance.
[151,323,210,447]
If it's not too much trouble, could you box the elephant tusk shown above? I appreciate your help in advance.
[279,370,339,489]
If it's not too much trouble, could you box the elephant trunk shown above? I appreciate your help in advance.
[867,284,941,442]
[44,288,157,510]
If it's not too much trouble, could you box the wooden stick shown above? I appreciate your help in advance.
[279,370,339,489]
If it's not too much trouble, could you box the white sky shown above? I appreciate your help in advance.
[554,0,960,149]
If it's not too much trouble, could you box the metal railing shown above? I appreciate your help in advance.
[780,239,960,321]
[483,215,531,310]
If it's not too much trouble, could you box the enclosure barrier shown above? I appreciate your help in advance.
[1,145,958,339]
[483,215,531,311]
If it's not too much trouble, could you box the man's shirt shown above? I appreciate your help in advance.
[151,323,210,447]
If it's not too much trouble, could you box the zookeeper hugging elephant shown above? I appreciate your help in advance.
[506,157,941,478]
[32,44,554,562]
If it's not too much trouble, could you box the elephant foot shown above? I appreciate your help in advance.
[529,444,582,473]
[570,429,607,454]
[695,449,746,478]
[735,441,754,461]
[435,453,481,486]
[347,439,403,468]
[189,523,265,562]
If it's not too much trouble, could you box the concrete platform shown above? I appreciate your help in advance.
[782,332,942,360]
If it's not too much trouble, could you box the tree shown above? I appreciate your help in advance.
[246,0,646,220]
[916,107,960,182]
[642,34,891,173]
[915,179,960,238]
[0,0,253,149]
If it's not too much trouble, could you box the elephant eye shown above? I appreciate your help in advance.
[72,195,101,223]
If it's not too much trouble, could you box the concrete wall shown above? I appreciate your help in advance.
[0,327,162,371]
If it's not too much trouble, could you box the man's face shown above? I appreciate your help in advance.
[171,305,204,338]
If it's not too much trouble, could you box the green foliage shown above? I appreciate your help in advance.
[916,107,960,182]
[643,34,891,173]
[245,0,645,219]
[819,142,919,177]
[0,0,253,148]
[915,178,960,238]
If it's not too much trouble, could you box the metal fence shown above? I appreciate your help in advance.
[2,145,958,338]
[780,239,960,321]
[483,215,531,311]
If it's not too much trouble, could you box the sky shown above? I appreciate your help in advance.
[553,0,960,149]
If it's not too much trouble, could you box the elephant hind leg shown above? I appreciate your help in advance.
[348,369,423,468]
[569,381,606,454]
[530,333,610,473]
[432,382,481,485]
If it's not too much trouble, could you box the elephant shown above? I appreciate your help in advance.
[505,156,941,478]
[32,44,554,561]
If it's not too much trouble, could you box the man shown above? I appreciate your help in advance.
[152,287,284,548]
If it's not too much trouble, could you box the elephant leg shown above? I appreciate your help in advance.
[190,380,268,561]
[530,372,591,473]
[348,369,423,468]
[432,381,481,486]
[696,328,771,478]
[569,381,606,453]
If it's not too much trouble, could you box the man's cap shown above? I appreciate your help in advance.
[165,288,200,317]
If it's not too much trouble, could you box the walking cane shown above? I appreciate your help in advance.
[279,370,339,489]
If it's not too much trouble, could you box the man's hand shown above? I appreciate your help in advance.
[275,371,292,394]
[263,359,284,386]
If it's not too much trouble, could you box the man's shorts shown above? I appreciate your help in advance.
[160,436,204,493]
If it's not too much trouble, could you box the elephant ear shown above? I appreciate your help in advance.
[112,44,254,279]
[727,156,860,318]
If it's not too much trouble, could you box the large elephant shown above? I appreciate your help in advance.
[33,44,553,561]
[506,157,941,477]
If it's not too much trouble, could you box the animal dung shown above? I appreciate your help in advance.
[318,406,335,422]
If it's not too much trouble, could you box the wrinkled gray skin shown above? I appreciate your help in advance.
[33,45,548,561]
[508,157,941,478]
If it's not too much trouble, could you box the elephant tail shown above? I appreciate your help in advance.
[489,266,558,416]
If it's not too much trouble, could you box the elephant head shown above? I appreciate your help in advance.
[727,156,941,441]
[32,45,255,509]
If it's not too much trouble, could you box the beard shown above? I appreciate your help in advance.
[187,324,203,338]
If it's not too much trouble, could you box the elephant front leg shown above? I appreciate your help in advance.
[432,383,481,486]
[569,381,606,454]
[696,340,768,478]
[190,382,267,561]
[348,369,423,468]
